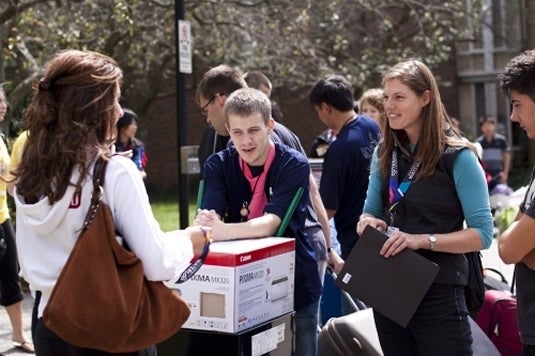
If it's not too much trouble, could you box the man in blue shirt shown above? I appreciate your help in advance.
[310,75,380,315]
[309,75,381,260]
[196,88,322,356]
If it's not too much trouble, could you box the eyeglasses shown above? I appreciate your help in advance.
[200,96,216,116]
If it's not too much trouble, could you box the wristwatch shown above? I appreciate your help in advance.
[428,234,437,250]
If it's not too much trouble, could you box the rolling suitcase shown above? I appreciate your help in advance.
[318,270,500,356]
[318,308,383,356]
[475,289,522,355]
[318,269,383,356]
[483,267,510,291]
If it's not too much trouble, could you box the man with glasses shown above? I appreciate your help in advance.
[196,65,243,175]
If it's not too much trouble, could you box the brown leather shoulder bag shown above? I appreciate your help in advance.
[43,157,190,353]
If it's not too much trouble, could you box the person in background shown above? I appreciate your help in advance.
[243,70,272,97]
[195,88,322,356]
[310,75,381,315]
[497,49,535,355]
[0,87,34,354]
[12,49,208,355]
[310,75,380,261]
[476,116,511,192]
[357,59,493,355]
[196,65,238,175]
[359,88,385,136]
[243,70,283,122]
[115,108,148,179]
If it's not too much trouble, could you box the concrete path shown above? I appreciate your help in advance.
[0,292,33,355]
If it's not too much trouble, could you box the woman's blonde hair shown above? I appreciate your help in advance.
[359,88,385,129]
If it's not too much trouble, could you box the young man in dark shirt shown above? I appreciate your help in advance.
[196,88,322,356]
[498,49,535,355]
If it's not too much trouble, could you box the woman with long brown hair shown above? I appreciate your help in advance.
[13,49,206,355]
[357,59,493,355]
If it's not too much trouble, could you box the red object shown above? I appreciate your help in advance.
[475,290,522,356]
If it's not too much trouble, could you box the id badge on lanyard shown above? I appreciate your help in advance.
[388,148,421,229]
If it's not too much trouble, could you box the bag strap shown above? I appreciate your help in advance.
[81,157,109,231]
[511,270,516,295]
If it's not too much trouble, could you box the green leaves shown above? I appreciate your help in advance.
[0,0,499,127]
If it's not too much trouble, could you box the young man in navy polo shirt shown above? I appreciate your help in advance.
[196,88,322,356]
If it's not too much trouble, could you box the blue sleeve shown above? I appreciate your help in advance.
[201,152,231,217]
[453,149,494,249]
[264,153,310,220]
[362,147,385,218]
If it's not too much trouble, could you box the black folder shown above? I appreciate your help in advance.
[334,225,440,328]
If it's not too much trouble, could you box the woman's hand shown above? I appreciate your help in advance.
[380,229,420,257]
[184,226,209,255]
[356,214,387,235]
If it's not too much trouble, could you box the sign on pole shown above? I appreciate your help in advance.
[178,20,192,74]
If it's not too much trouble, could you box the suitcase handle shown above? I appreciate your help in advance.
[327,267,367,311]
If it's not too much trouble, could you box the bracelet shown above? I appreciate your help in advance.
[199,226,213,245]
[327,247,334,253]
[176,227,212,284]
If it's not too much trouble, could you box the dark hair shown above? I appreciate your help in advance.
[499,49,535,102]
[309,75,355,112]
[243,71,272,93]
[117,108,138,132]
[478,116,496,126]
[16,49,123,203]
[195,65,247,104]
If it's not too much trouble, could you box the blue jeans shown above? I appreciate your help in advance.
[295,299,320,356]
[374,284,472,356]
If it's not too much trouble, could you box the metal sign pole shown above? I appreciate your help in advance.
[175,0,189,228]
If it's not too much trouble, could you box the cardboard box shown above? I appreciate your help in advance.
[168,237,295,333]
[157,312,295,356]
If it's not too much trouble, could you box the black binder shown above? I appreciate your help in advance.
[335,225,440,327]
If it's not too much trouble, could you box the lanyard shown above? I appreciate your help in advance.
[175,227,212,284]
[388,148,421,220]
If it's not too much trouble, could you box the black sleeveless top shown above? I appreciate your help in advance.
[381,145,468,285]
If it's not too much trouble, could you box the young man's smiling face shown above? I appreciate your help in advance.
[226,112,274,167]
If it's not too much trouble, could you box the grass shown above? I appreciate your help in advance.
[150,197,197,232]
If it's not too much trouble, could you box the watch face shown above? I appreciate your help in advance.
[429,235,437,243]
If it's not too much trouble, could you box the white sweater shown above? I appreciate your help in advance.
[14,155,193,317]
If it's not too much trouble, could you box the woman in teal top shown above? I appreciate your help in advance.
[357,59,493,356]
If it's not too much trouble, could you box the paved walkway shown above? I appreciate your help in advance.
[0,239,515,355]
[0,292,33,355]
